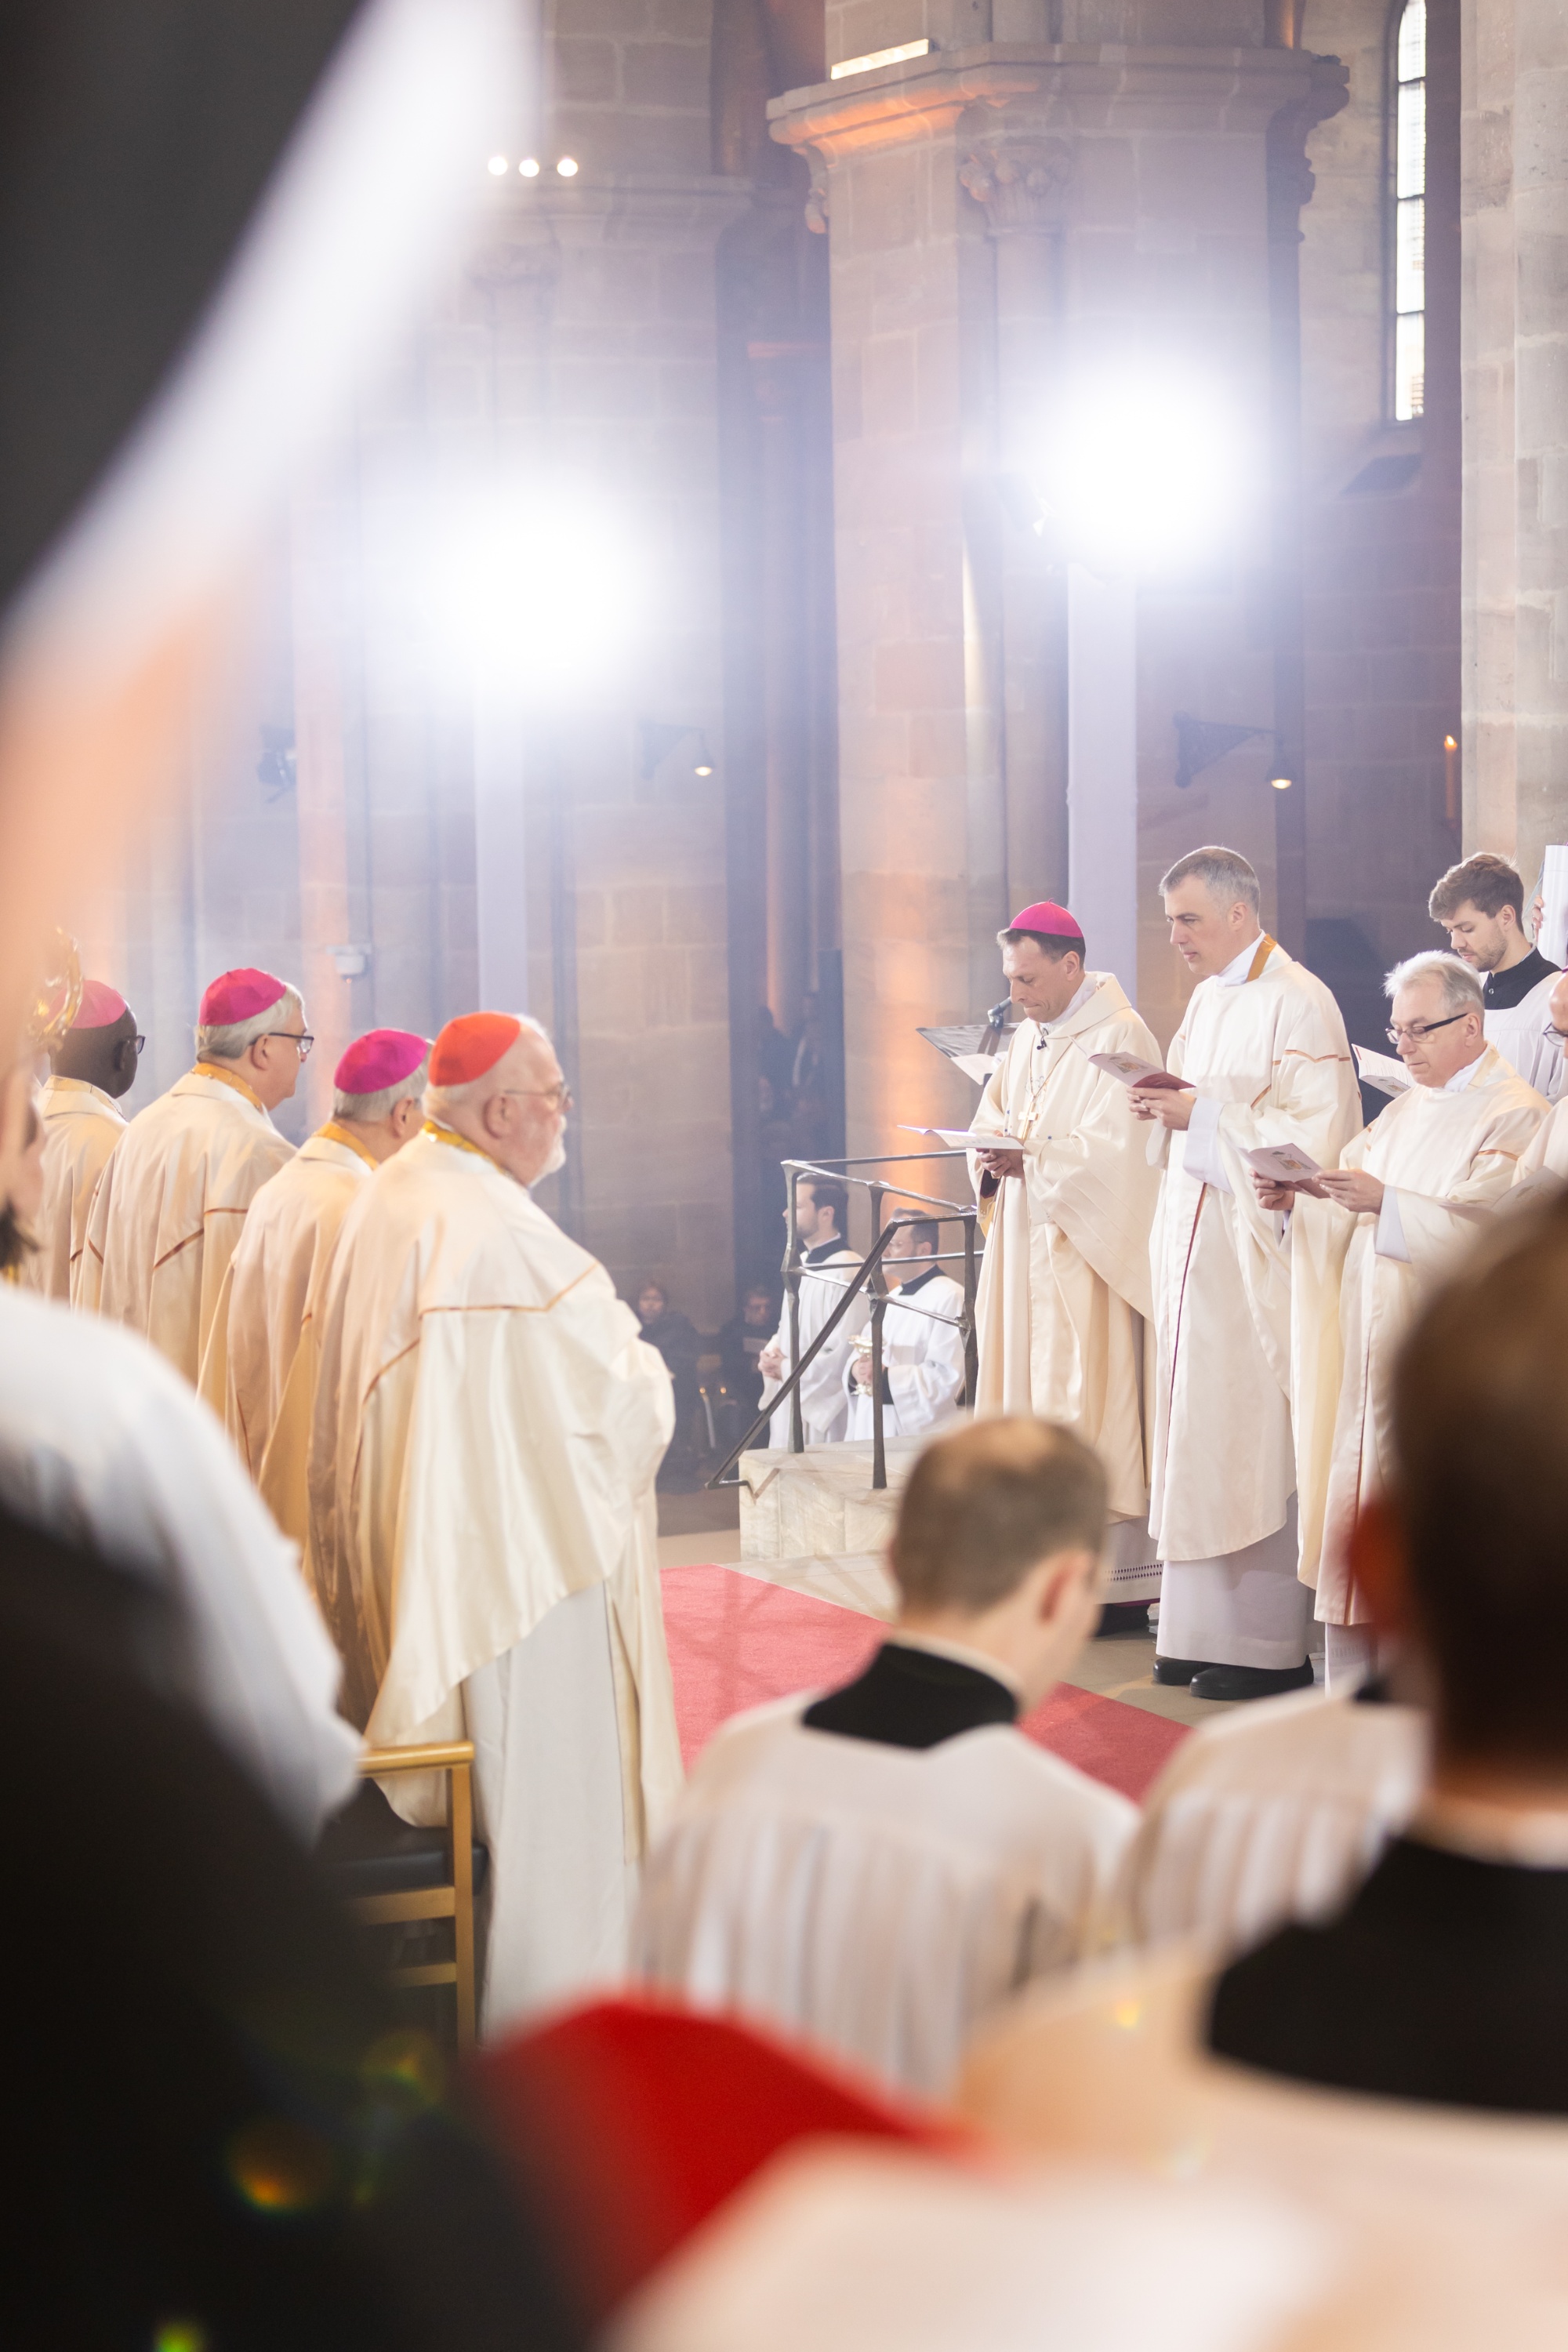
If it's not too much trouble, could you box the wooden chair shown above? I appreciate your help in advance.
[327,1740,481,2050]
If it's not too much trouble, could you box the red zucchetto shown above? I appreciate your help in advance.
[199,967,289,1025]
[1007,900,1083,939]
[429,1012,523,1087]
[334,1029,430,1094]
[71,980,129,1029]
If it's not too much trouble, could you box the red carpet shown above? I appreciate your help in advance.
[659,1566,1187,1804]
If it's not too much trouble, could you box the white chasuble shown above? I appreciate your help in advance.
[307,1125,682,2030]
[76,1066,294,1383]
[842,1269,966,1442]
[971,974,1163,1597]
[1484,971,1563,1101]
[1512,1091,1568,1193]
[1149,941,1359,1670]
[760,1243,866,1447]
[21,1075,125,1301]
[201,1126,376,1559]
[1294,1046,1546,1626]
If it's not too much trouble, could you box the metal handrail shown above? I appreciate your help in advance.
[707,1149,983,1493]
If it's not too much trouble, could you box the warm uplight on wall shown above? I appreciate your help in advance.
[557,156,579,177]
[487,154,508,175]
[519,156,540,177]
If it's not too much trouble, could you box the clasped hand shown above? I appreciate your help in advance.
[1250,1169,1385,1215]
[975,1147,1025,1178]
[1128,1087,1195,1131]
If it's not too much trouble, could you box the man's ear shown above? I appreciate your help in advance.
[1035,1547,1096,1624]
[1348,1495,1410,1634]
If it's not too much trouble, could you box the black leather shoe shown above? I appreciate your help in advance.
[1152,1653,1215,1686]
[1189,1659,1316,1703]
[1096,1601,1153,1638]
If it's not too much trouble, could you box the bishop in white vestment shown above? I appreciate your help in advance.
[21,979,138,1300]
[1134,850,1361,1700]
[844,1214,965,1441]
[200,1029,429,1557]
[971,901,1164,1606]
[758,1174,866,1446]
[309,1012,682,2030]
[1283,959,1546,1671]
[77,967,304,1381]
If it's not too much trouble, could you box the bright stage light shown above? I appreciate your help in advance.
[1037,379,1242,576]
[556,155,579,177]
[431,477,640,702]
[519,156,540,177]
[486,154,508,176]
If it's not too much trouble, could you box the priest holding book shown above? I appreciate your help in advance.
[970,901,1163,1621]
[1131,849,1361,1700]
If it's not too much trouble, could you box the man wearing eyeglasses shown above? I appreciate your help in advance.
[1258,951,1548,1686]
[78,967,305,1384]
[20,979,142,1301]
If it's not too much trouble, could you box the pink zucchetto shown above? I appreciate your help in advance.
[334,1029,430,1094]
[71,980,129,1030]
[1007,900,1084,942]
[199,967,288,1026]
[429,1013,523,1087]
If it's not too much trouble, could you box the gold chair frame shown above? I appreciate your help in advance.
[349,1740,477,2050]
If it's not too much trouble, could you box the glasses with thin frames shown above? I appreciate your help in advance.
[265,1031,314,1059]
[496,1083,572,1112]
[1386,1012,1468,1046]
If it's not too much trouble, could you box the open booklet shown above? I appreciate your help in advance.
[1241,1142,1323,1186]
[898,1124,1022,1151]
[916,1024,1004,1084]
[1353,1043,1411,1098]
[1083,1049,1189,1093]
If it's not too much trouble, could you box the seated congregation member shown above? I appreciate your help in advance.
[309,1013,682,2030]
[630,1417,1137,2100]
[843,1211,965,1440]
[78,966,303,1379]
[1429,851,1562,1098]
[1209,1191,1568,2112]
[21,978,140,1300]
[1270,952,1545,1687]
[757,1176,865,1446]
[202,1027,429,1553]
[717,1280,777,1417]
[1115,1679,1428,1958]
[0,1057,358,1838]
[635,1279,703,1468]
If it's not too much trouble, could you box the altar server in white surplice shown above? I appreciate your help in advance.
[971,900,1164,1616]
[1131,848,1361,1705]
[844,1213,965,1441]
[202,1029,430,1560]
[1512,970,1568,1196]
[1274,954,1546,1686]
[632,1417,1136,2100]
[1114,1682,1428,1958]
[20,980,139,1300]
[77,967,303,1380]
[309,1011,682,2031]
[757,1174,866,1446]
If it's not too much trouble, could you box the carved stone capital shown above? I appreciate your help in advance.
[1266,53,1350,238]
[958,137,1072,235]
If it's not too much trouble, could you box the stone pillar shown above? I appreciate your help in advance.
[1461,0,1568,882]
[772,36,1325,1143]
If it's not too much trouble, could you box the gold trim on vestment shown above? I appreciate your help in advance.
[1244,935,1276,983]
[318,1120,379,1172]
[193,1061,265,1111]
[422,1118,499,1167]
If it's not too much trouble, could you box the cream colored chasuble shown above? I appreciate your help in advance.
[21,1075,126,1301]
[1512,1090,1568,1193]
[307,1124,682,2029]
[970,973,1163,1552]
[198,1126,376,1551]
[76,1065,294,1382]
[1294,1044,1546,1625]
[1149,938,1361,1571]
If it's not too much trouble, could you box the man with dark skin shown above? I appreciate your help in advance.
[24,980,143,1300]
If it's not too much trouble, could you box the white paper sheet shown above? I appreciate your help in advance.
[1539,844,1568,965]
[1353,1044,1412,1098]
[1083,1051,1188,1093]
[898,1126,1022,1150]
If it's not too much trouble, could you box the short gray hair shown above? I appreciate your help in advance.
[423,1013,550,1126]
[334,1056,430,1123]
[1159,846,1261,917]
[196,985,304,1063]
[1385,951,1483,1019]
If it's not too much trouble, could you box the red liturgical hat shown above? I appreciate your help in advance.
[1007,900,1083,940]
[72,980,129,1029]
[199,967,289,1025]
[430,1012,523,1087]
[335,1029,430,1093]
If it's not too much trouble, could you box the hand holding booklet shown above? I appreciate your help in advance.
[1084,1050,1190,1093]
[1242,1142,1323,1186]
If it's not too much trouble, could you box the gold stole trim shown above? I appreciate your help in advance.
[193,1061,265,1112]
[317,1120,379,1172]
[1245,935,1277,984]
[423,1118,498,1167]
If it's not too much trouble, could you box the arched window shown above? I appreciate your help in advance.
[1392,0,1426,420]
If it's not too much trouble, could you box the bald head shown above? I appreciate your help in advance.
[425,1022,568,1187]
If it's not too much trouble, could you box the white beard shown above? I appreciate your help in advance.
[533,1131,567,1183]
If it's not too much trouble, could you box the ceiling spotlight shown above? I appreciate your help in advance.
[1269,774,1294,791]
[557,155,579,178]
[519,156,540,177]
[694,758,713,776]
[486,154,508,176]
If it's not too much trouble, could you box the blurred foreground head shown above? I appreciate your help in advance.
[1387,1193,1568,1769]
